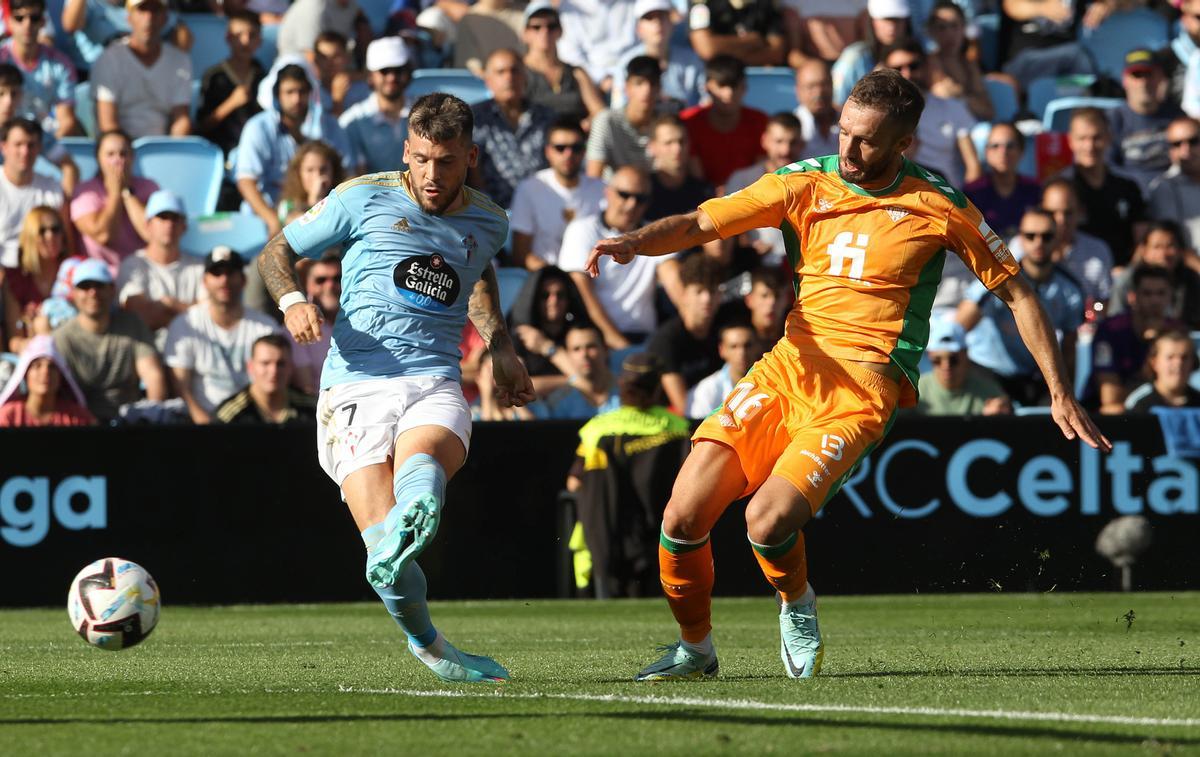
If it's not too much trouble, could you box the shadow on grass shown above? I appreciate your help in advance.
[823,665,1200,679]
[2,708,1197,746]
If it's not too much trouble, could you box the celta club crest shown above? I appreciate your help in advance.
[430,253,445,269]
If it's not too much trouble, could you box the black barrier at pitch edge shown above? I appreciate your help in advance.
[0,416,1196,606]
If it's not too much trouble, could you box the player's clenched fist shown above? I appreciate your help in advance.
[585,235,638,277]
[284,302,324,344]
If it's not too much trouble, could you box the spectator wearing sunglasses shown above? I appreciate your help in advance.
[964,123,1041,243]
[522,2,606,125]
[289,252,340,395]
[558,166,684,349]
[0,0,79,139]
[957,207,1085,407]
[1109,49,1184,195]
[915,319,1010,416]
[510,117,605,271]
[1149,116,1200,250]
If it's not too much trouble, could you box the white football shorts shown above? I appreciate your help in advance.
[316,376,472,488]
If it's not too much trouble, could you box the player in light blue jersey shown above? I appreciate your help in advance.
[257,93,535,683]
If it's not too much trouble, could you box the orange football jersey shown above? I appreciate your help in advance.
[699,155,1020,406]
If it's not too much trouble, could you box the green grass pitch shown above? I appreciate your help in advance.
[3,593,1199,755]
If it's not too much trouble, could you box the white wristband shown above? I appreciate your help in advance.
[278,291,307,313]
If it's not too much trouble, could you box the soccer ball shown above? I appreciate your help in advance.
[67,558,161,650]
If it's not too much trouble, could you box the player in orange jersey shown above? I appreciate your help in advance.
[585,69,1112,681]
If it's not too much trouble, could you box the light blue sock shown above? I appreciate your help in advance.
[392,452,447,516]
[363,524,438,647]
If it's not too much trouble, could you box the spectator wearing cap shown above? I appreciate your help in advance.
[1059,107,1147,268]
[687,0,785,65]
[882,40,981,189]
[793,59,839,158]
[510,117,605,270]
[71,130,158,277]
[914,320,1010,415]
[687,320,757,418]
[556,0,640,89]
[0,118,63,269]
[53,257,167,422]
[236,63,352,239]
[163,247,281,424]
[0,334,95,427]
[611,0,707,113]
[196,11,266,163]
[558,166,684,349]
[832,0,913,106]
[91,0,192,138]
[1089,264,1181,414]
[214,333,316,425]
[586,56,663,179]
[1150,117,1200,249]
[522,1,606,124]
[529,322,620,419]
[290,252,340,395]
[958,207,1085,407]
[116,190,204,347]
[680,55,770,190]
[0,0,79,139]
[1109,49,1185,194]
[454,0,525,76]
[1124,329,1200,411]
[469,48,556,209]
[646,253,723,412]
[339,36,412,176]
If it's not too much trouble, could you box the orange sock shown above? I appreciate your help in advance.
[658,533,714,643]
[751,531,808,603]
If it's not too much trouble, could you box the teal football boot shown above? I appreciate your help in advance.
[634,642,719,682]
[778,593,824,678]
[367,494,440,589]
[410,640,510,683]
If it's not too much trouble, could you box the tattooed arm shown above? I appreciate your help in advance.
[468,266,535,407]
[258,232,324,344]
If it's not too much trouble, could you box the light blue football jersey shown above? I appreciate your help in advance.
[282,172,509,389]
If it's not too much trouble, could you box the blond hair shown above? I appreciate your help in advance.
[17,206,65,276]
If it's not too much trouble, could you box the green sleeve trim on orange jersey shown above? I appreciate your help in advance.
[890,247,948,397]
[901,158,968,208]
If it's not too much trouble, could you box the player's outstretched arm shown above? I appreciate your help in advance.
[993,275,1113,452]
[258,232,324,345]
[469,266,536,408]
[584,210,721,277]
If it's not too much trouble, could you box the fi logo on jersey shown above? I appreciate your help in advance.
[394,253,462,311]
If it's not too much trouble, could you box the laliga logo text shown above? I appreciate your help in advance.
[0,476,107,547]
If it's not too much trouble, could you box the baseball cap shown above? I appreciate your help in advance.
[204,245,246,272]
[144,190,186,220]
[1124,49,1162,74]
[618,352,663,393]
[73,258,113,287]
[867,0,910,18]
[522,0,557,24]
[365,36,410,72]
[126,0,165,9]
[927,319,966,353]
[635,0,673,18]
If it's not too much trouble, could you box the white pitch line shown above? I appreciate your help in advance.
[335,686,1200,729]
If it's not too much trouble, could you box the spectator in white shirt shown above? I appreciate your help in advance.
[164,246,281,424]
[0,118,62,268]
[687,320,757,418]
[794,59,839,158]
[556,0,640,89]
[91,0,192,138]
[510,117,606,270]
[116,190,204,347]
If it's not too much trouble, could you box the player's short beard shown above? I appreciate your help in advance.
[838,152,894,185]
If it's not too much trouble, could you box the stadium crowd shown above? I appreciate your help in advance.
[1,0,1200,430]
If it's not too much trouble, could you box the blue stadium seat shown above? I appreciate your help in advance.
[494,266,527,316]
[75,81,96,138]
[743,68,798,115]
[181,13,230,79]
[984,77,1018,122]
[1075,333,1092,399]
[1042,96,1123,133]
[33,155,61,182]
[257,22,279,70]
[974,13,1000,72]
[1026,74,1095,123]
[180,212,270,260]
[59,137,98,182]
[407,69,492,106]
[1080,8,1170,81]
[132,137,225,217]
[358,0,392,34]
